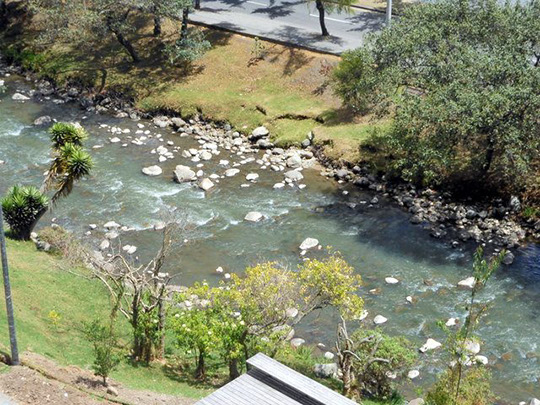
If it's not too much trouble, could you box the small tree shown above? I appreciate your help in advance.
[336,318,416,400]
[426,247,504,405]
[2,122,92,240]
[83,319,121,386]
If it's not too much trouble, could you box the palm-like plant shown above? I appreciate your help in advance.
[3,122,93,240]
[1,186,49,240]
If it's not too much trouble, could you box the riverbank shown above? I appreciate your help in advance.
[0,239,211,400]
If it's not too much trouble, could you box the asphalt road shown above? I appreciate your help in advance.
[189,0,385,54]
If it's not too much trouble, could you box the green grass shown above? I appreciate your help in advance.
[0,239,211,399]
[2,12,389,164]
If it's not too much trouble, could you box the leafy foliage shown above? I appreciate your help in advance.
[1,185,48,240]
[83,319,121,386]
[171,253,363,380]
[426,248,503,405]
[164,29,212,67]
[333,0,540,198]
[49,122,87,148]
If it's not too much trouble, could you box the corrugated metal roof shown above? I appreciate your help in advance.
[196,352,358,405]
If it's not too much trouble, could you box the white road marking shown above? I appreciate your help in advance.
[247,0,268,5]
[309,13,352,24]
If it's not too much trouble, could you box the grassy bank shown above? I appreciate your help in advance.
[0,239,212,399]
[1,5,386,162]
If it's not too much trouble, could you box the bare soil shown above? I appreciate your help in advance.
[0,352,197,405]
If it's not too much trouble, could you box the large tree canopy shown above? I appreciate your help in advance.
[334,0,540,199]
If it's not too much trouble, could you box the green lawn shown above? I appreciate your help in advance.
[0,239,211,399]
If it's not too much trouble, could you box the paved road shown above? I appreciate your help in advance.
[189,0,385,54]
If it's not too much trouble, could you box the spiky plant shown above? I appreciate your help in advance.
[1,186,49,240]
[50,143,93,204]
[49,122,88,148]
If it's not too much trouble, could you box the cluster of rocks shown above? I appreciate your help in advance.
[319,165,536,262]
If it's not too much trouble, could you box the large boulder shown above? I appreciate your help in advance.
[153,115,171,128]
[419,338,442,353]
[142,165,162,176]
[174,165,196,183]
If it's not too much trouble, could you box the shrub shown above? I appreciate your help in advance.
[49,122,88,148]
[83,319,121,386]
[164,30,211,67]
[1,185,48,240]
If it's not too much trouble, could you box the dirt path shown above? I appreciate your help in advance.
[0,352,197,405]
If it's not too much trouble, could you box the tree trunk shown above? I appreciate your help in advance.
[156,300,166,360]
[153,15,162,36]
[228,358,240,380]
[483,135,495,175]
[111,29,140,63]
[14,206,47,241]
[194,0,201,10]
[195,351,205,380]
[0,205,20,366]
[316,0,329,36]
[181,8,190,40]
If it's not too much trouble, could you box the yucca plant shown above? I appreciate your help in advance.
[1,186,49,240]
[3,122,93,240]
[49,122,88,148]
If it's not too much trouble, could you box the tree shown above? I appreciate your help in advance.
[28,0,142,62]
[307,0,353,36]
[1,123,93,240]
[90,223,182,363]
[145,0,194,37]
[336,318,416,400]
[171,252,364,380]
[83,319,121,386]
[333,0,540,198]
[426,247,504,405]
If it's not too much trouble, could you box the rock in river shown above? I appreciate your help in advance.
[244,211,263,222]
[299,237,319,250]
[419,338,442,353]
[142,165,162,176]
[12,93,30,101]
[385,277,399,284]
[224,168,240,177]
[458,276,476,289]
[174,165,196,183]
[199,178,214,191]
[284,170,304,182]
[34,115,52,126]
[373,315,388,325]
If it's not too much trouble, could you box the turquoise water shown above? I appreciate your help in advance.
[0,77,538,403]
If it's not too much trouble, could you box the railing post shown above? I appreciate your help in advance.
[0,204,20,365]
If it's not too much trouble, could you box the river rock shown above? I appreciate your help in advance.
[286,154,302,169]
[458,276,476,289]
[464,339,481,354]
[408,370,420,379]
[313,363,338,379]
[12,92,30,101]
[104,221,120,229]
[408,399,425,405]
[225,168,240,177]
[105,231,119,240]
[110,137,121,143]
[250,126,269,140]
[290,338,305,348]
[324,352,334,360]
[174,165,196,183]
[527,399,540,405]
[200,150,212,161]
[257,139,274,149]
[502,251,515,265]
[99,240,110,250]
[122,245,137,255]
[373,315,388,325]
[299,237,319,250]
[474,355,488,365]
[286,308,299,318]
[284,170,304,182]
[385,277,399,284]
[142,165,162,176]
[171,117,186,128]
[153,116,171,128]
[34,115,52,126]
[246,173,259,181]
[420,338,442,353]
[445,317,458,327]
[244,211,263,222]
[199,178,214,191]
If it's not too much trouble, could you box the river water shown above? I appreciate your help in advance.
[0,77,539,403]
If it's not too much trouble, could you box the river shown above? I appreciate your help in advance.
[0,76,538,403]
